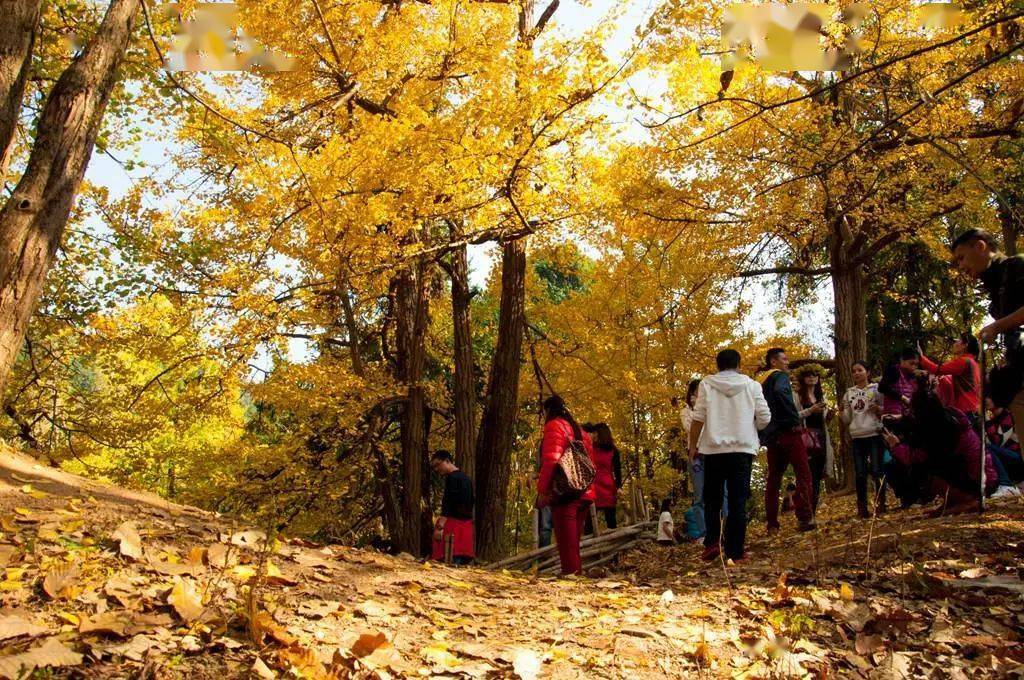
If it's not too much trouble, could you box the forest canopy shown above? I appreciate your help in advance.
[1,0,1021,560]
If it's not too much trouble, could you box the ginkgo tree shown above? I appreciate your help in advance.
[629,0,1024,485]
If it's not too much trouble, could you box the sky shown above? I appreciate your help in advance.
[81,0,835,364]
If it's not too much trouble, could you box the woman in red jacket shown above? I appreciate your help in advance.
[536,395,596,576]
[584,423,623,529]
[917,333,981,416]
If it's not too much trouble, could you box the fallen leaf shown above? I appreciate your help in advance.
[179,634,202,652]
[0,637,83,678]
[276,643,321,677]
[186,546,205,565]
[111,522,142,560]
[148,559,204,576]
[42,563,80,600]
[958,567,989,579]
[855,633,885,655]
[352,631,389,658]
[421,642,460,670]
[252,657,276,679]
[229,529,267,549]
[693,641,714,667]
[207,543,233,568]
[0,615,47,641]
[55,612,79,626]
[103,630,173,662]
[167,577,204,623]
[79,611,131,637]
[252,611,296,646]
[265,560,297,586]
[297,600,341,619]
[356,599,397,617]
[839,582,854,601]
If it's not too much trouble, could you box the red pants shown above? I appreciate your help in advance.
[765,429,813,526]
[430,518,475,562]
[552,499,590,575]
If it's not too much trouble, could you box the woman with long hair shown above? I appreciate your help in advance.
[917,332,981,416]
[584,423,622,529]
[792,364,834,514]
[882,378,997,513]
[841,360,887,518]
[536,395,597,575]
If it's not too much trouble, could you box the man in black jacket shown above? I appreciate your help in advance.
[953,229,1024,445]
[429,451,475,565]
[758,348,816,533]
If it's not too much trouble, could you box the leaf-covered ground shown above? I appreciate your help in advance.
[1,447,1022,679]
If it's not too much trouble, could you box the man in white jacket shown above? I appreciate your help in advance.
[687,349,772,562]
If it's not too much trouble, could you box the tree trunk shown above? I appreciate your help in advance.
[0,0,43,181]
[420,405,434,557]
[0,0,140,397]
[830,256,867,492]
[474,238,527,561]
[393,259,432,555]
[338,276,364,377]
[998,187,1021,255]
[449,243,476,480]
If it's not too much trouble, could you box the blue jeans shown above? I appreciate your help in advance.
[852,436,887,512]
[687,455,727,539]
[702,453,753,559]
[687,455,706,538]
[987,442,1023,486]
[537,506,553,548]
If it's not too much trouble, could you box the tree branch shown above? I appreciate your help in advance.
[533,0,560,36]
[738,266,833,278]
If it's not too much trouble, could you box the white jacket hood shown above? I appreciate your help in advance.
[691,371,772,455]
[702,371,752,398]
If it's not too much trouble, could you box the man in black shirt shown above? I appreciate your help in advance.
[429,450,475,565]
[953,229,1024,445]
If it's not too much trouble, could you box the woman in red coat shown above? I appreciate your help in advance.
[584,423,623,529]
[536,395,596,576]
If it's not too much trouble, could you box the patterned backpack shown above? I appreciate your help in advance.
[551,420,596,502]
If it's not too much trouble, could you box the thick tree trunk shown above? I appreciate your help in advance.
[830,256,867,492]
[474,238,527,561]
[449,244,476,480]
[419,406,434,557]
[0,0,43,181]
[0,0,140,398]
[393,259,431,555]
[997,188,1020,255]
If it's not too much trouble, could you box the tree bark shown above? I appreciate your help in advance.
[449,243,476,480]
[393,259,431,554]
[0,0,43,182]
[419,405,434,557]
[474,238,527,561]
[338,276,365,377]
[830,254,867,492]
[997,186,1021,255]
[0,0,140,398]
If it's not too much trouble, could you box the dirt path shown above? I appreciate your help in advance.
[1,446,1022,678]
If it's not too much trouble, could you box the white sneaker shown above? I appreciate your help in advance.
[991,485,1022,499]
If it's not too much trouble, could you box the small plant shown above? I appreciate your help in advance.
[768,608,815,639]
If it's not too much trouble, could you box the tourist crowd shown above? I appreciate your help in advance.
[427,228,1024,576]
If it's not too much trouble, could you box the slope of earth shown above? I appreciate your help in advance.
[0,445,1022,679]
